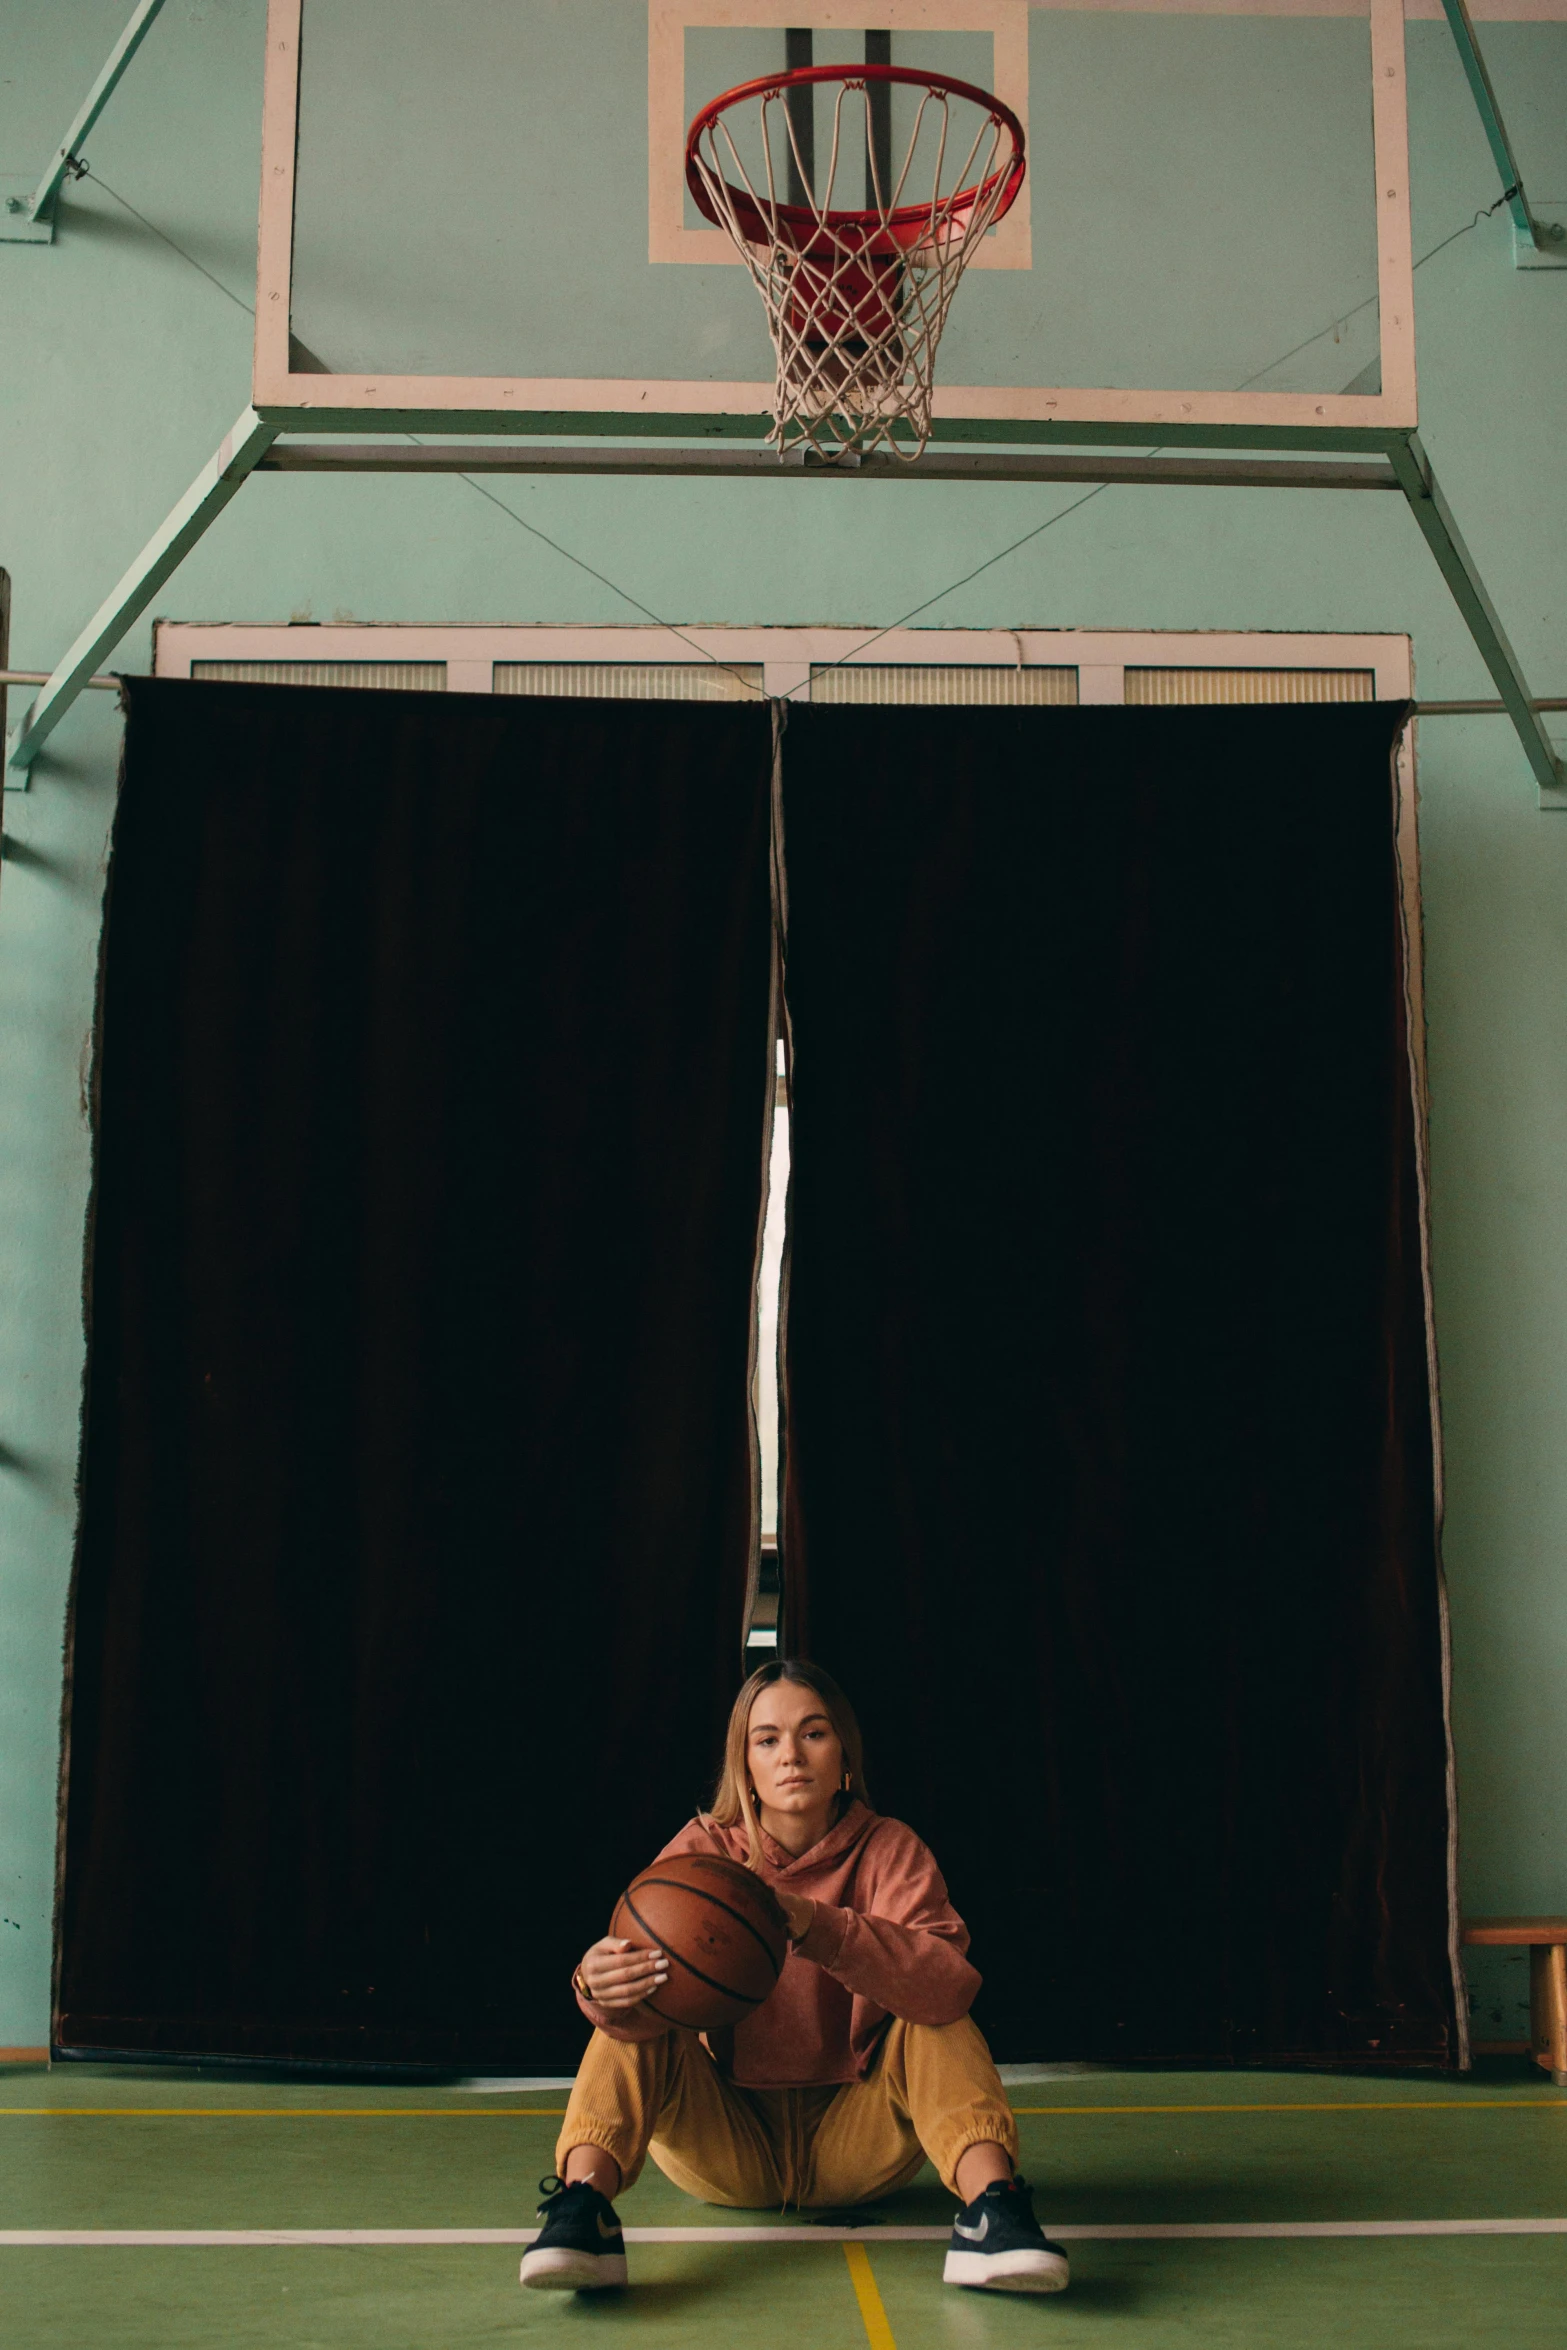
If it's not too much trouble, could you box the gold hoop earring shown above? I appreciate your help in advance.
[841,1769,853,1795]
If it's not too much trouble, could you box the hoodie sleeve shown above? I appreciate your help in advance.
[572,1817,723,2043]
[792,1820,981,2024]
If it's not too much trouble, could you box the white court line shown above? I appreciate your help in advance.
[4,2221,1567,2246]
[453,2076,577,2093]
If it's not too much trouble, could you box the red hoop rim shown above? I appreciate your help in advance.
[685,62,1027,250]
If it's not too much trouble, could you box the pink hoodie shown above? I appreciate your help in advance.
[575,1800,980,2089]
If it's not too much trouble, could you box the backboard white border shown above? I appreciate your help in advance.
[647,0,1032,269]
[252,0,1416,447]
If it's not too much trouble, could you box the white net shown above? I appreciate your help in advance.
[687,70,1026,464]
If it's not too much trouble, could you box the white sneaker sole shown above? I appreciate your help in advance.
[519,2246,629,2292]
[943,2247,1071,2294]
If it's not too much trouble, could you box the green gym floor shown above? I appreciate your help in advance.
[4,2060,1564,2347]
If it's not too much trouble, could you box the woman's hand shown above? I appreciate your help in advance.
[776,1891,815,1943]
[578,1936,669,2011]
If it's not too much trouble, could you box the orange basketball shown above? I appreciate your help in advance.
[611,1852,787,2032]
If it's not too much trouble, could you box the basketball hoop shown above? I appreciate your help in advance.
[686,64,1026,463]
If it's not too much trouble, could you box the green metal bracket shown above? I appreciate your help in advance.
[1517,208,1567,274]
[0,176,55,245]
[0,0,168,243]
[1388,433,1567,807]
[1438,0,1567,269]
[3,406,278,790]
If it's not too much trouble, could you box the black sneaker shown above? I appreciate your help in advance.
[519,2175,628,2292]
[942,2175,1070,2294]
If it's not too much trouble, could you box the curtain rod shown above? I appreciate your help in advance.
[1417,698,1567,714]
[1,672,1561,717]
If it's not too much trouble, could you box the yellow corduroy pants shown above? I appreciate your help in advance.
[556,2014,1018,2208]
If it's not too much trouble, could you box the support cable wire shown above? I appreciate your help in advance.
[800,191,1530,692]
[75,166,766,696]
[407,451,766,699]
[77,163,255,321]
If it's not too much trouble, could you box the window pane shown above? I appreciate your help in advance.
[494,663,764,701]
[810,664,1078,705]
[190,660,446,690]
[1126,668,1374,705]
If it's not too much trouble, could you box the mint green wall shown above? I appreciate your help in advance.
[1,1,1565,2050]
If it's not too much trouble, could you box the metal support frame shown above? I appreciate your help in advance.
[1439,0,1567,269]
[5,416,1561,803]
[255,446,1405,493]
[0,0,169,244]
[1387,433,1566,805]
[2,408,276,790]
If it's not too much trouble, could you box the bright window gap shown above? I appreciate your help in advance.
[751,1038,789,1651]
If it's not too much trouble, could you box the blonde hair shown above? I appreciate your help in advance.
[707,1659,870,1870]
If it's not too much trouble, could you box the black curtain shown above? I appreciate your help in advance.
[778,701,1457,2066]
[59,677,774,2070]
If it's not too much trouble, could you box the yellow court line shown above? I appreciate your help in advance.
[843,2240,898,2350]
[2,2099,1562,2121]
[1012,2101,1567,2115]
[0,2107,569,2119]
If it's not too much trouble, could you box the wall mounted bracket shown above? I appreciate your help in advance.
[0,177,56,246]
[4,411,1561,805]
[1517,208,1567,273]
[0,0,167,244]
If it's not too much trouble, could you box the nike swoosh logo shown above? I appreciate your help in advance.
[953,2216,989,2242]
[597,2215,621,2241]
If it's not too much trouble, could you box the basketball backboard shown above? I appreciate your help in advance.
[253,0,1415,450]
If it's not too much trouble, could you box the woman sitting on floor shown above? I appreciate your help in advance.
[520,1656,1069,2298]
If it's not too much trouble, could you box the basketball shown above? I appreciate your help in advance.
[611,1853,788,2032]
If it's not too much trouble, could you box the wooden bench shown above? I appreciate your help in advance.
[1462,1918,1567,2083]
